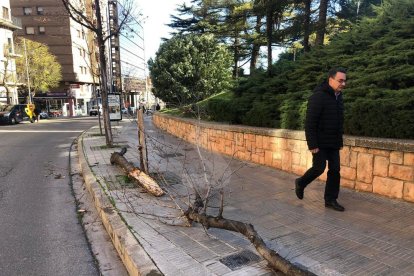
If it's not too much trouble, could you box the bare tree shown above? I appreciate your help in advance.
[106,113,315,275]
[0,56,15,105]
[61,0,137,146]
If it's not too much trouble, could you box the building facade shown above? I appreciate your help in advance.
[10,0,99,116]
[0,0,21,105]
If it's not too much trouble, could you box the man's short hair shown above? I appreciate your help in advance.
[328,67,347,78]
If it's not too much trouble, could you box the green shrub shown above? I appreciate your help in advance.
[345,91,414,139]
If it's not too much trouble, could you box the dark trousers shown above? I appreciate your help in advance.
[297,148,340,202]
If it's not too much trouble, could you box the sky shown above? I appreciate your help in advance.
[135,0,190,60]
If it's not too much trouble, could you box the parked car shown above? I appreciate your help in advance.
[89,106,100,116]
[0,104,29,124]
[39,111,49,119]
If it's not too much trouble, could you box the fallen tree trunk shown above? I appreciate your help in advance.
[110,148,164,197]
[186,207,315,276]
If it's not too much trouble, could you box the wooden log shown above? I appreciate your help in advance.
[186,208,315,276]
[110,148,164,197]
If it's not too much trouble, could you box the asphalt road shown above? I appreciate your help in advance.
[0,117,100,276]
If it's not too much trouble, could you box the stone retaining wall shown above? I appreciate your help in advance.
[153,114,414,203]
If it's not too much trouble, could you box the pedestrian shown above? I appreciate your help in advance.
[155,103,160,111]
[34,105,41,122]
[295,67,346,212]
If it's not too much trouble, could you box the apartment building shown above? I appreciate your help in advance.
[11,0,99,116]
[0,0,21,105]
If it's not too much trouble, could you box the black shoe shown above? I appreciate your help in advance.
[295,179,304,200]
[325,200,345,212]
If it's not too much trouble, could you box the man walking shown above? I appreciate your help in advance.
[295,67,347,212]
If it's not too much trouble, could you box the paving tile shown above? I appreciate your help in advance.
[82,121,414,276]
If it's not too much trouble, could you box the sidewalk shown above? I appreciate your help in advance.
[79,117,414,276]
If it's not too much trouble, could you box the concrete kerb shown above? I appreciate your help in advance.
[78,132,163,276]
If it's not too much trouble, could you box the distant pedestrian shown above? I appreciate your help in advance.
[295,67,347,212]
[155,103,160,111]
[34,105,41,122]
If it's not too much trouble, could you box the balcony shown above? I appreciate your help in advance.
[0,16,22,30]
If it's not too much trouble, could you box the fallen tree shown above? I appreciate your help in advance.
[185,197,316,276]
[110,148,164,197]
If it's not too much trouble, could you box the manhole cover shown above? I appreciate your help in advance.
[159,152,183,158]
[90,145,130,151]
[219,250,261,270]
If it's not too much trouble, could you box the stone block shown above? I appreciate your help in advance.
[272,151,282,160]
[251,153,261,164]
[292,152,301,165]
[340,146,351,166]
[235,133,244,146]
[225,146,234,156]
[265,150,273,166]
[292,165,306,176]
[353,147,369,153]
[306,151,313,168]
[255,135,263,149]
[262,136,271,150]
[244,133,255,142]
[288,140,301,153]
[373,176,403,199]
[272,159,282,169]
[403,182,414,202]
[300,152,308,167]
[281,150,292,172]
[356,152,374,183]
[373,156,389,177]
[367,148,390,156]
[341,178,355,189]
[341,166,356,180]
[390,151,403,164]
[404,153,414,166]
[355,181,372,192]
[350,151,358,168]
[280,139,288,150]
[389,164,414,181]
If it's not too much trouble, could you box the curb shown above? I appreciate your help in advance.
[78,133,163,276]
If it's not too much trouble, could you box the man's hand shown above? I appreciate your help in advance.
[310,148,319,154]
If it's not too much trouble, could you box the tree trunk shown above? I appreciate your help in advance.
[110,148,164,197]
[303,0,311,52]
[250,15,262,74]
[95,0,113,146]
[186,208,316,276]
[315,0,328,46]
[137,109,149,173]
[233,35,239,78]
[266,8,273,76]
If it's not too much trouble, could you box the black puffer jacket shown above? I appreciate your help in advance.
[305,81,344,150]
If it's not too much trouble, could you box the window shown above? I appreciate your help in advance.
[38,26,45,34]
[77,30,81,38]
[37,7,44,15]
[2,7,9,20]
[7,38,12,53]
[26,27,35,34]
[23,7,32,15]
[79,66,87,74]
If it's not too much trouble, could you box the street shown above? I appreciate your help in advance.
[0,117,99,276]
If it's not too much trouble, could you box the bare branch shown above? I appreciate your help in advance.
[61,0,97,32]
